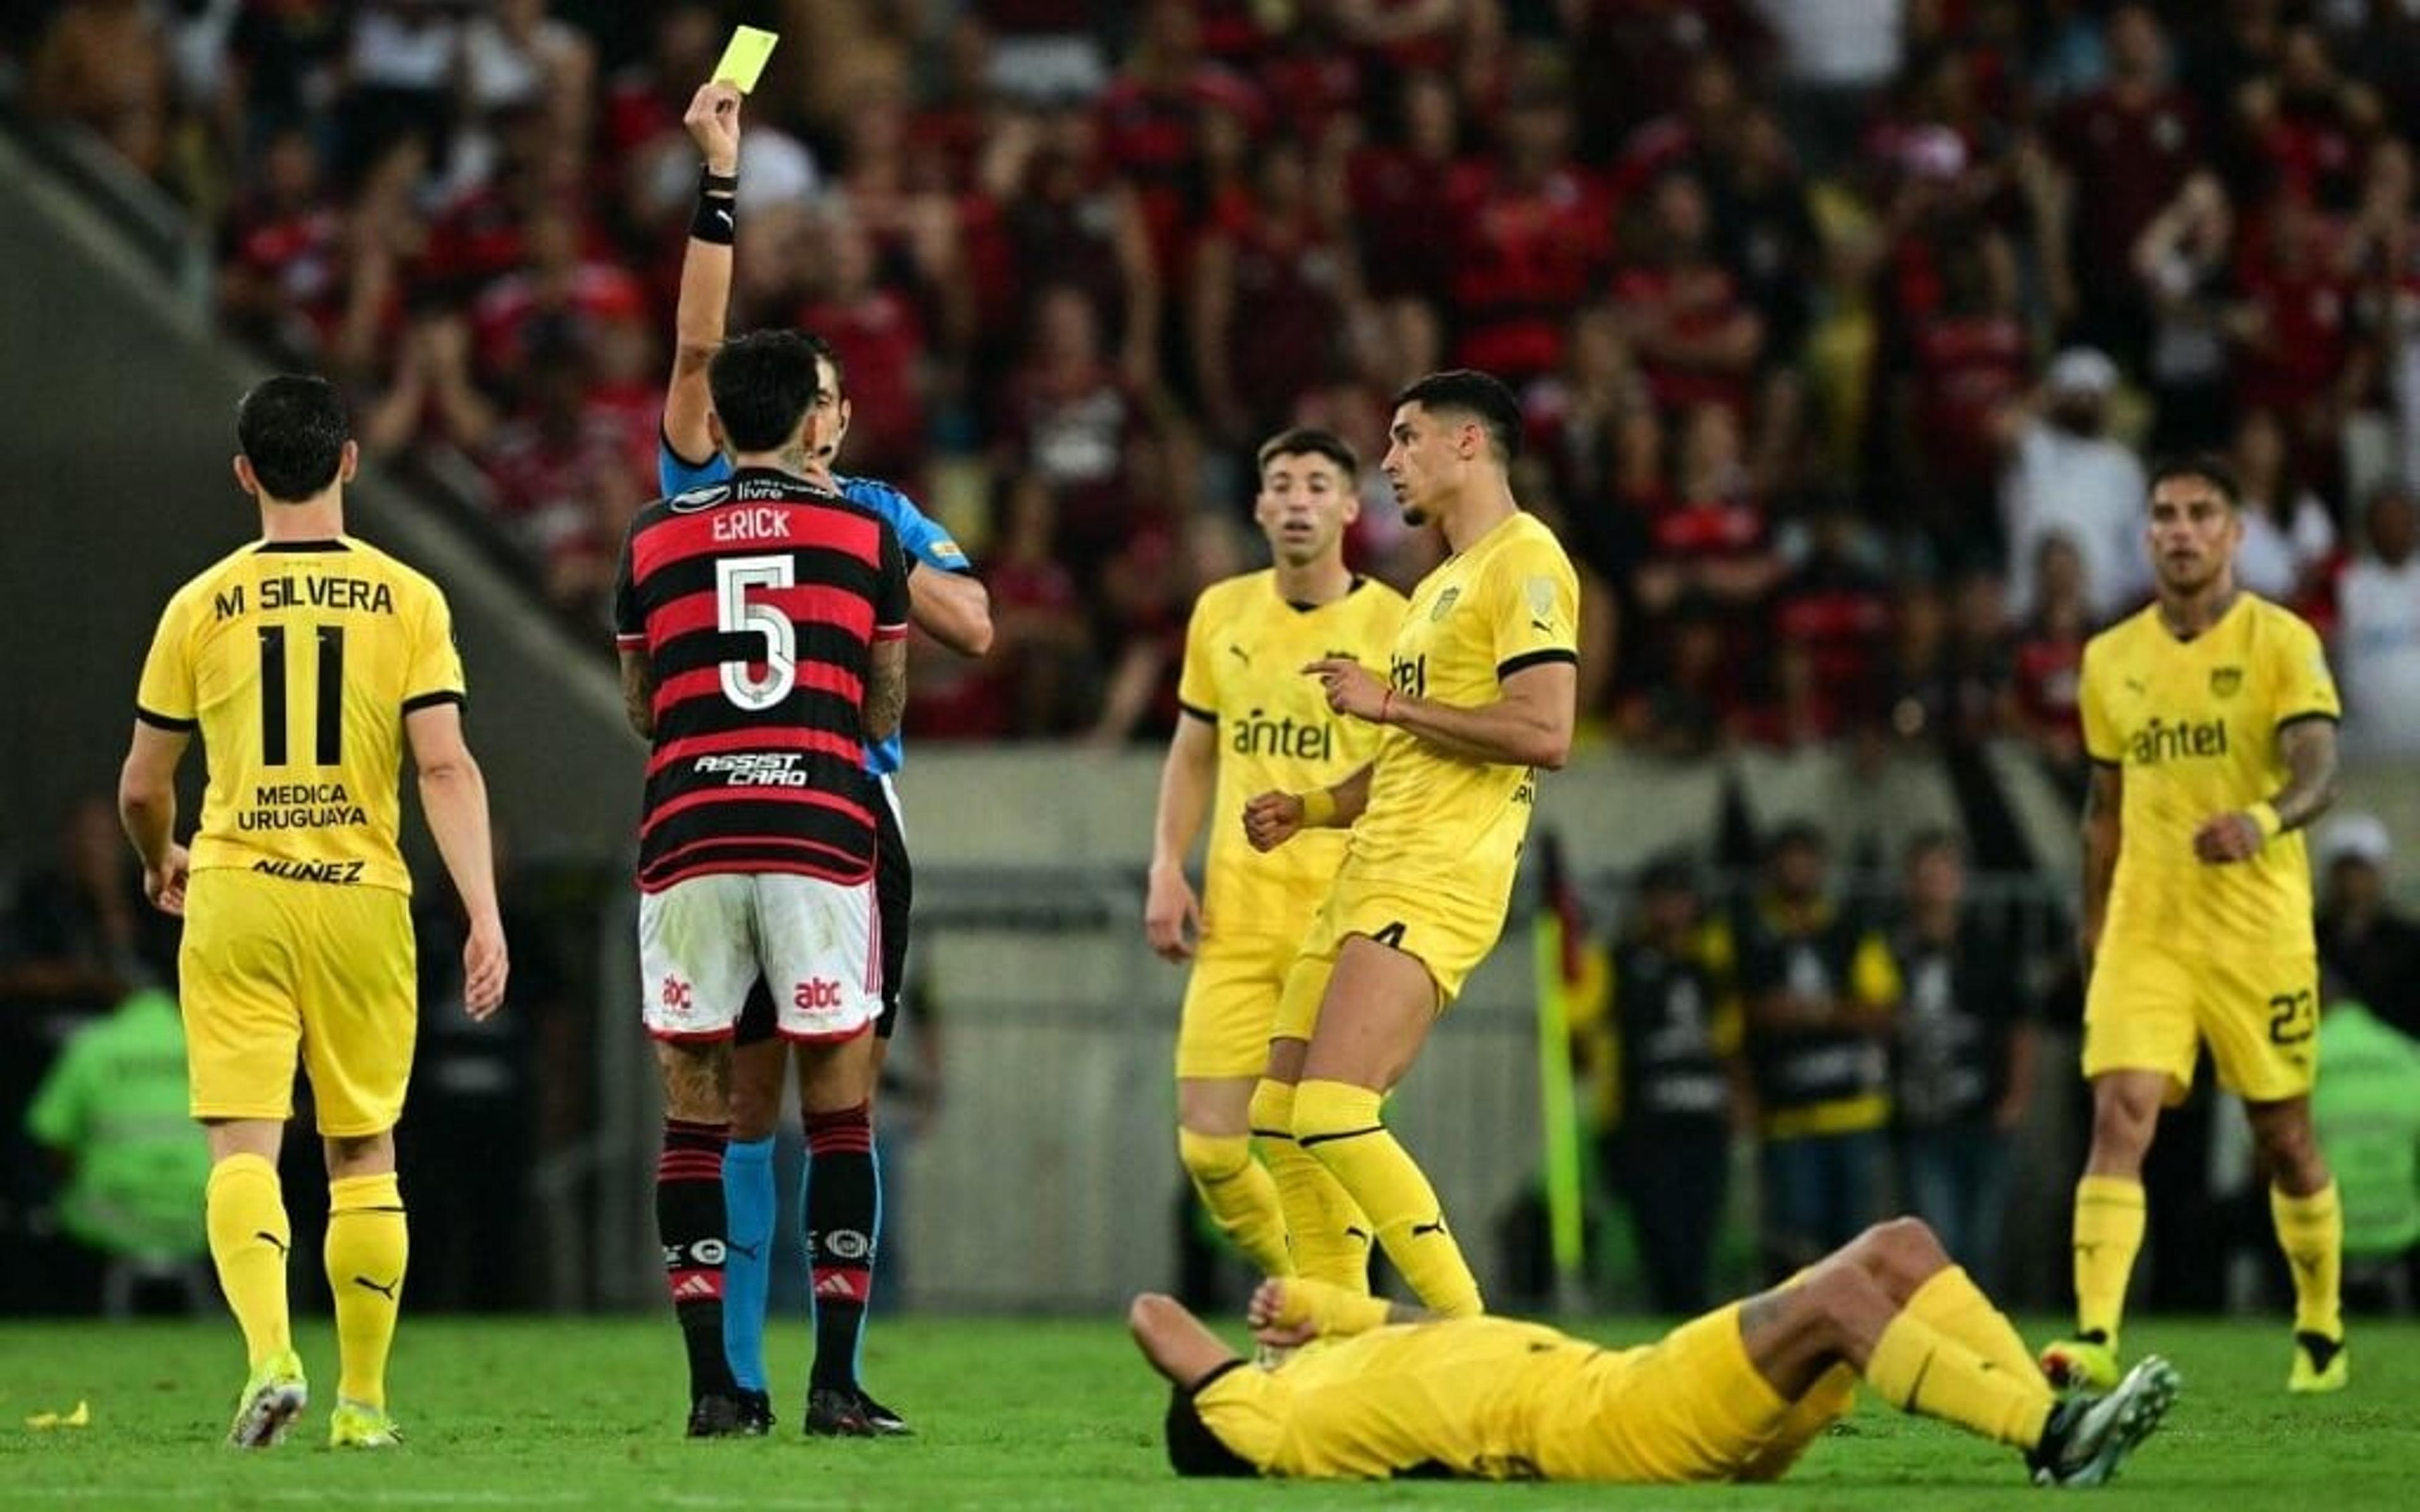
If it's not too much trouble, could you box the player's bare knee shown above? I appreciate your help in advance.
[2249,1104,2327,1189]
[2089,1083,2160,1164]
[1850,1217,1946,1293]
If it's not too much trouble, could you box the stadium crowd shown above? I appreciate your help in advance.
[14,0,2420,761]
[9,1,2420,1323]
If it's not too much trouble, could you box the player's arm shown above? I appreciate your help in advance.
[2080,760,2122,968]
[909,562,993,657]
[865,638,908,742]
[618,650,657,740]
[1146,711,1218,961]
[1243,762,1374,853]
[662,82,742,468]
[2194,716,2341,864]
[1306,655,1576,769]
[865,520,913,742]
[117,721,191,917]
[406,701,509,1018]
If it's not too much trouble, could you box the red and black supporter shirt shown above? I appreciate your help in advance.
[613,469,911,893]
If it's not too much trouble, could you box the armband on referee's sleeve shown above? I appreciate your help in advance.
[2247,801,2284,841]
[1299,789,1339,828]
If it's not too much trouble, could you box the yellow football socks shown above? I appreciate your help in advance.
[1868,1312,2053,1450]
[2072,1174,2146,1341]
[1293,1079,1482,1318]
[326,1172,409,1411]
[2271,1180,2343,1341]
[205,1154,293,1367]
[1177,1128,1294,1278]
[1908,1264,2049,1401]
[1251,1079,1371,1290]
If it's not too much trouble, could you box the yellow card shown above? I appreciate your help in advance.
[713,26,779,94]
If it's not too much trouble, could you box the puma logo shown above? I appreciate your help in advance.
[352,1274,400,1300]
[1228,644,1250,665]
[256,1232,289,1259]
[1410,1218,1449,1240]
[1344,1225,1371,1246]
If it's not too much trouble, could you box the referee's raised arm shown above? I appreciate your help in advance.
[663,81,742,469]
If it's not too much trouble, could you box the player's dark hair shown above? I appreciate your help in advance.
[1395,369,1522,462]
[1903,827,1965,868]
[235,375,350,503]
[1257,427,1359,481]
[1163,1382,1255,1478]
[1765,819,1828,861]
[2147,452,2242,510]
[708,329,840,454]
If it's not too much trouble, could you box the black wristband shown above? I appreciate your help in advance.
[691,185,736,244]
[700,166,737,194]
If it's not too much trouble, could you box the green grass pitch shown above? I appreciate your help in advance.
[1,1315,2414,1509]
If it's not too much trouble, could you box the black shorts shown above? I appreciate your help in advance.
[735,777,912,1044]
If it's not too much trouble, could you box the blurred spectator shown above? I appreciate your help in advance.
[979,104,1160,390]
[23,985,211,1316]
[1189,135,1360,447]
[1998,347,2150,622]
[2237,22,2380,214]
[2049,4,2203,366]
[217,125,344,361]
[1611,171,1762,424]
[2315,813,2420,1042]
[2132,169,2240,454]
[796,205,933,488]
[1887,832,2034,1291]
[0,796,176,1006]
[2229,408,2337,608]
[2310,986,2420,1312]
[1349,68,1470,305]
[992,284,1167,585]
[1582,857,1744,1315]
[1892,227,2027,562]
[902,474,1096,740]
[1616,592,1738,759]
[2232,193,2363,490]
[1770,495,1893,738]
[2010,535,2096,793]
[26,0,170,178]
[1731,823,1899,1280]
[337,0,464,180]
[1453,80,1613,386]
[2336,486,2420,756]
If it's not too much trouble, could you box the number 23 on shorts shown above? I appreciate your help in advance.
[2266,988,2317,1046]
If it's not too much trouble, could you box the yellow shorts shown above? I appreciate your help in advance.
[1274,871,1507,1043]
[1177,931,1298,1080]
[1534,1305,1843,1483]
[180,868,418,1137]
[2083,942,2319,1103]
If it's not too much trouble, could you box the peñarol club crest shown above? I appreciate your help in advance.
[2210,667,2243,697]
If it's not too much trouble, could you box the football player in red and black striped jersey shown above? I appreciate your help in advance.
[612,329,910,1436]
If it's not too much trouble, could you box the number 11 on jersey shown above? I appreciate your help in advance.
[258,622,344,766]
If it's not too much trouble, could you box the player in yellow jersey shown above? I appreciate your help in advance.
[2043,454,2348,1396]
[1242,371,1579,1317]
[1146,428,1406,1284]
[1131,1216,2181,1487]
[117,376,507,1448]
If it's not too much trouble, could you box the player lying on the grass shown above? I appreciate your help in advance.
[1131,1217,2179,1487]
